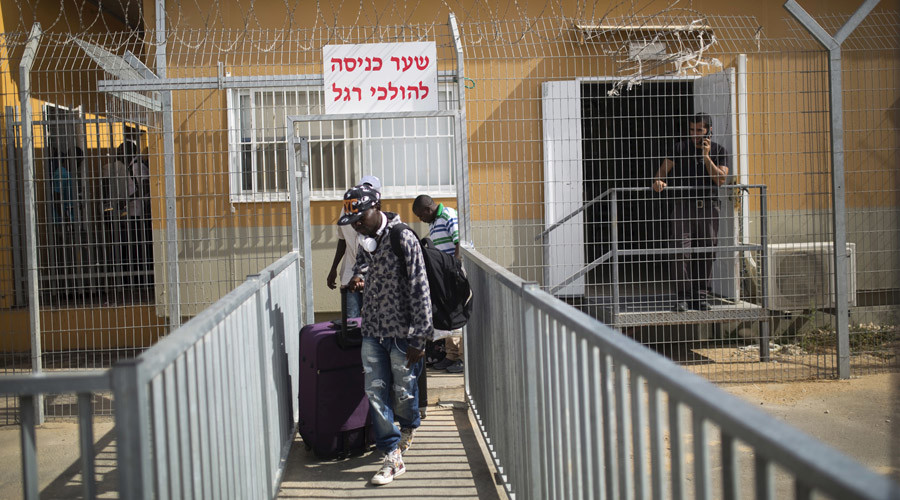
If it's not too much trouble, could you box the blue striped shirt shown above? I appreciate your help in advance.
[429,204,459,255]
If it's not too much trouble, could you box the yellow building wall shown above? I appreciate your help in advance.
[0,307,167,352]
[138,0,900,310]
[132,0,898,227]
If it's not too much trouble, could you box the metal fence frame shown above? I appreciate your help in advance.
[0,250,302,499]
[463,243,900,500]
[0,371,109,499]
[784,0,879,380]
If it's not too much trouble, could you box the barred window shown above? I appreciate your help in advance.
[228,86,456,201]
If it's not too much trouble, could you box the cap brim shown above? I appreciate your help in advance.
[337,212,363,226]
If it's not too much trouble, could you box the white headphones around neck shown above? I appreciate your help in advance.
[361,237,377,253]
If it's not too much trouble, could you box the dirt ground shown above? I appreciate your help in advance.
[722,372,900,482]
[683,342,898,383]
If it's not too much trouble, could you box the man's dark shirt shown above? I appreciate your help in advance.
[666,139,730,199]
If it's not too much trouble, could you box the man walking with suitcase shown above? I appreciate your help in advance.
[340,184,433,485]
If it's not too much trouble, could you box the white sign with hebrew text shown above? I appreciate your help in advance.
[324,42,438,114]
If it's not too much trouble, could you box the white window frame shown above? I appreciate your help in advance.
[227,85,457,202]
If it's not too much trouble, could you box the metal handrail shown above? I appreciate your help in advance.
[135,252,298,379]
[535,186,617,242]
[463,244,900,500]
[0,370,110,499]
[545,184,768,297]
[536,184,767,241]
[113,251,303,499]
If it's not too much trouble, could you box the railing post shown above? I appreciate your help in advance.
[77,393,98,499]
[252,276,274,498]
[610,191,621,324]
[19,394,38,500]
[112,358,152,500]
[520,282,543,500]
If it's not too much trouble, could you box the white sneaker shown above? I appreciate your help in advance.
[371,449,405,485]
[399,427,415,452]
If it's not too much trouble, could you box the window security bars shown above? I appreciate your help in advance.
[229,86,457,202]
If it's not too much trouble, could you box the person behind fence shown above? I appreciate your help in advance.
[340,184,432,486]
[50,148,79,288]
[651,113,730,312]
[412,194,464,374]
[100,143,131,270]
[50,147,77,224]
[122,141,153,284]
[326,175,381,317]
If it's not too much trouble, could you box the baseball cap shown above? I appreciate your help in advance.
[359,175,382,191]
[338,184,380,226]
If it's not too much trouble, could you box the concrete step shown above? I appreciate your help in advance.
[424,367,465,406]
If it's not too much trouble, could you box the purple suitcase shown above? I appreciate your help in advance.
[297,306,372,459]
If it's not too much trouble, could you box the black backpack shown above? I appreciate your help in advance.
[389,223,473,331]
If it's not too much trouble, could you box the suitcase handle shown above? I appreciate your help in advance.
[335,288,362,349]
[341,286,348,335]
[337,287,359,329]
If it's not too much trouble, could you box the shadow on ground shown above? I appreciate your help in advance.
[278,406,502,499]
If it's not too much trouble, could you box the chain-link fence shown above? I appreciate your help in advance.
[461,10,898,383]
[1,2,897,424]
[0,7,469,422]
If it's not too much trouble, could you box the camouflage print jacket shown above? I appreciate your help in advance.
[352,212,433,351]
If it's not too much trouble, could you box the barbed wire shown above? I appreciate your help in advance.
[9,0,703,40]
[18,0,890,98]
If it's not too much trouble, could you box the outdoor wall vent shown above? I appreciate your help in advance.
[766,242,857,311]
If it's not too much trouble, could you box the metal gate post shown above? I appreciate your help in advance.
[112,358,152,499]
[156,0,182,327]
[449,13,472,246]
[784,0,879,379]
[287,133,314,328]
[19,23,44,424]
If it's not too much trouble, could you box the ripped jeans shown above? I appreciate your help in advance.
[361,336,422,453]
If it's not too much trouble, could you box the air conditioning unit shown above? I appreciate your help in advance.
[766,242,857,311]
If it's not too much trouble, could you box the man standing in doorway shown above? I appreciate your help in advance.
[651,113,730,312]
[412,194,464,373]
[341,184,432,485]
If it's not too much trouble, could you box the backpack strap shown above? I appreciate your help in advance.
[389,223,417,279]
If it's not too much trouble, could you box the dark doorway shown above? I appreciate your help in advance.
[581,80,693,287]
